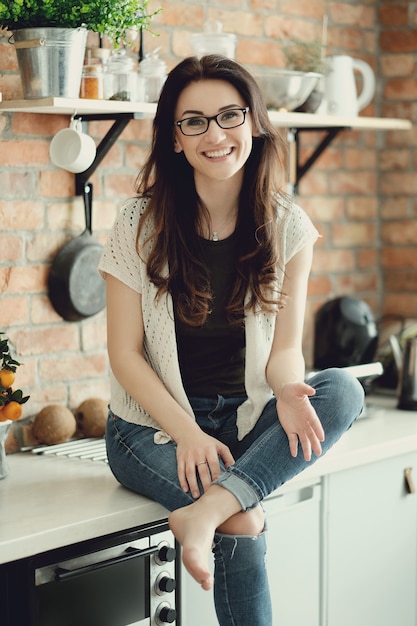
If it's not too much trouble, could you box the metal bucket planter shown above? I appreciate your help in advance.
[12,27,87,99]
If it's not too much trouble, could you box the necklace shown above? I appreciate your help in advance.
[212,231,219,242]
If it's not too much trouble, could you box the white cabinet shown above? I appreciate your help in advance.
[180,478,321,626]
[322,452,417,626]
[264,480,322,626]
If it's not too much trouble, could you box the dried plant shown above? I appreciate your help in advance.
[283,38,329,74]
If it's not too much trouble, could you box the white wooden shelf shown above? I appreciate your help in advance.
[0,98,411,193]
[0,97,157,118]
[0,97,412,130]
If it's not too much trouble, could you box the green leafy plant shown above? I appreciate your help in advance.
[0,0,159,46]
[282,38,329,74]
[0,332,29,420]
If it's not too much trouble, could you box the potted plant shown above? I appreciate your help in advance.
[282,38,328,74]
[282,37,329,113]
[0,0,159,99]
[0,332,30,479]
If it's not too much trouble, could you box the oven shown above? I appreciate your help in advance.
[6,521,179,626]
[4,440,180,626]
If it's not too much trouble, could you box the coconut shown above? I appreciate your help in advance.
[32,405,76,445]
[75,398,108,438]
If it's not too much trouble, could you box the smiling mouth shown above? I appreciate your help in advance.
[204,147,233,159]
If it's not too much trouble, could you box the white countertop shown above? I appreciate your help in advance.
[1,394,417,565]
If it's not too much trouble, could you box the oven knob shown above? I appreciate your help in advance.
[155,601,177,624]
[156,543,176,564]
[155,571,176,594]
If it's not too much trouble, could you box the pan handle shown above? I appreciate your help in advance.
[83,182,93,235]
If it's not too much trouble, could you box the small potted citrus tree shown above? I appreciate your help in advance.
[0,0,158,99]
[0,332,30,478]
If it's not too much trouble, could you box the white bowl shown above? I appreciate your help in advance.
[252,68,322,111]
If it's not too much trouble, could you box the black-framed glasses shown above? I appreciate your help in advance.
[175,107,250,136]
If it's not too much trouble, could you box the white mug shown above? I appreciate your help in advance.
[49,118,96,173]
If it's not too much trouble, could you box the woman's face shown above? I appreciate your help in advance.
[173,79,253,186]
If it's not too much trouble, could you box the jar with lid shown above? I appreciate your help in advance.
[104,48,138,101]
[80,64,104,99]
[191,19,237,59]
[139,50,167,103]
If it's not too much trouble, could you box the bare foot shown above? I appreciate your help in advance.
[169,504,216,590]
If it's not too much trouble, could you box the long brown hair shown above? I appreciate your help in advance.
[136,54,288,326]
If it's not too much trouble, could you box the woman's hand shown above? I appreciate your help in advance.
[175,426,235,498]
[277,382,325,461]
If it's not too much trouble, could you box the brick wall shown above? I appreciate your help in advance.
[0,0,416,418]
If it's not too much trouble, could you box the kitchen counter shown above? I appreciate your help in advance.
[1,394,417,565]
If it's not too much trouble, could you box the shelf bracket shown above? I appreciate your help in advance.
[74,112,136,196]
[287,126,349,194]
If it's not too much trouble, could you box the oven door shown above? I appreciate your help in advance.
[19,524,178,626]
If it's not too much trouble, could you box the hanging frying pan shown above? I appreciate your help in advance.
[48,183,106,322]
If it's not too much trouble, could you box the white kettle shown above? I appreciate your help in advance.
[320,55,376,117]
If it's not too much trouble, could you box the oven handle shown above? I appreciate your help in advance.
[54,545,159,582]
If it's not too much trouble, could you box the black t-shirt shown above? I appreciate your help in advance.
[174,232,246,397]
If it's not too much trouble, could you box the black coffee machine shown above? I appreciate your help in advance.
[313,296,379,369]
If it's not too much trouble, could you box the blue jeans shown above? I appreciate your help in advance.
[106,368,364,626]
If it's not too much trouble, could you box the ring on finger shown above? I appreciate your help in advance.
[197,461,207,466]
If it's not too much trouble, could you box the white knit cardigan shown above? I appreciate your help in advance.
[98,195,319,443]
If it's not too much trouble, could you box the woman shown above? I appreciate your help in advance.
[99,55,364,626]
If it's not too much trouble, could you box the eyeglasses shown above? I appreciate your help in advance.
[175,107,250,136]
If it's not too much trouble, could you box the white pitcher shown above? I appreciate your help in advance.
[320,55,376,117]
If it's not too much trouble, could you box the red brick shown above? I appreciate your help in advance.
[10,326,79,356]
[381,172,417,195]
[0,266,48,294]
[380,30,417,53]
[11,112,67,136]
[345,148,377,169]
[278,0,326,20]
[381,247,417,269]
[312,249,356,273]
[0,200,44,230]
[329,171,377,195]
[380,197,409,219]
[0,139,50,166]
[379,6,409,27]
[381,220,417,245]
[329,3,376,29]
[331,222,377,247]
[383,293,417,318]
[0,296,29,327]
[380,54,415,77]
[39,354,107,382]
[0,234,23,262]
[358,248,378,269]
[207,10,263,38]
[346,197,378,220]
[379,149,410,171]
[384,78,417,101]
[308,275,333,296]
[0,41,18,70]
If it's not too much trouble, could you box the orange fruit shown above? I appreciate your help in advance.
[1,401,22,421]
[0,369,15,389]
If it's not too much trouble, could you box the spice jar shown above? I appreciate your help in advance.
[139,50,167,103]
[80,65,104,100]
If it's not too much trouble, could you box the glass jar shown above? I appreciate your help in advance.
[191,19,237,59]
[80,64,104,100]
[105,49,138,101]
[139,50,167,103]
